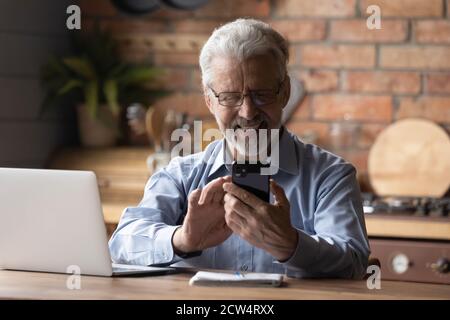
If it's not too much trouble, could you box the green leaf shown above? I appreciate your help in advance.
[63,57,96,79]
[84,80,98,119]
[57,79,83,95]
[40,28,165,127]
[42,56,69,81]
[103,79,120,116]
[108,63,127,78]
[39,93,58,118]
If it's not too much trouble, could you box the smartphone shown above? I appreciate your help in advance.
[231,161,270,203]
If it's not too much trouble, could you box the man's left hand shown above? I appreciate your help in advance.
[222,177,298,262]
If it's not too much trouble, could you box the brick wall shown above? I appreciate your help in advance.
[80,0,450,187]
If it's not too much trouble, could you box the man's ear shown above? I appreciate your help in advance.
[203,86,215,115]
[281,75,291,110]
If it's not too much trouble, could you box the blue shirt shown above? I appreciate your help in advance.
[109,128,370,279]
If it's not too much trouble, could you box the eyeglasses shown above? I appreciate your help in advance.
[208,79,285,108]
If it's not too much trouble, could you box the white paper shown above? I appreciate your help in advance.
[189,271,284,287]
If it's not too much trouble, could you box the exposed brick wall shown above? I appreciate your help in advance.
[80,0,450,187]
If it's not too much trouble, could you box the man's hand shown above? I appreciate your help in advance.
[223,177,298,262]
[172,177,232,254]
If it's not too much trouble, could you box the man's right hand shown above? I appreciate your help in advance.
[172,176,232,254]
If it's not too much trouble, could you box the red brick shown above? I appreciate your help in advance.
[192,69,203,92]
[338,150,369,173]
[380,46,450,69]
[149,7,194,19]
[426,73,450,93]
[152,93,210,118]
[396,97,450,123]
[414,20,450,44]
[291,96,312,120]
[270,20,326,42]
[116,33,207,55]
[330,20,407,43]
[328,121,361,150]
[356,124,386,149]
[343,71,420,94]
[194,70,333,93]
[118,51,150,64]
[100,19,168,34]
[81,18,95,31]
[295,70,339,92]
[286,121,330,147]
[172,20,225,34]
[116,37,152,62]
[301,45,375,68]
[275,0,356,17]
[144,68,190,91]
[288,46,297,66]
[153,52,199,66]
[79,0,117,17]
[359,0,443,17]
[116,39,153,63]
[313,95,393,122]
[193,0,270,18]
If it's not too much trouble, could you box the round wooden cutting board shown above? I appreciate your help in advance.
[368,118,450,197]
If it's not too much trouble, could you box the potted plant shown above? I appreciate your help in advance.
[40,30,161,147]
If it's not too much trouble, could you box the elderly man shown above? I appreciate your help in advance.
[109,19,370,279]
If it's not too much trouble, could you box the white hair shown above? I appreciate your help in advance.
[199,18,289,88]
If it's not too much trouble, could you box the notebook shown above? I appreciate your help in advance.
[189,271,284,287]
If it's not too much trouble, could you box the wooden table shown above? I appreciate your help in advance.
[0,270,449,300]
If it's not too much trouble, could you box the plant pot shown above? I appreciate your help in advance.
[77,104,119,147]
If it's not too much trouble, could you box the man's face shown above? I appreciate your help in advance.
[204,54,290,159]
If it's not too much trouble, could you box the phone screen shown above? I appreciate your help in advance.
[231,162,270,202]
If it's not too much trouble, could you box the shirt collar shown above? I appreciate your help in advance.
[207,126,299,178]
[207,140,229,178]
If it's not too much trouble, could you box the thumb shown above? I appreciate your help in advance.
[270,179,289,208]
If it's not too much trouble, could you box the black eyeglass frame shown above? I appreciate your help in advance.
[208,78,286,108]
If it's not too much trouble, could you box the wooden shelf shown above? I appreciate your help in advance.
[365,214,450,240]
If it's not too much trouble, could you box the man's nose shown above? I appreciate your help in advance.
[238,95,259,120]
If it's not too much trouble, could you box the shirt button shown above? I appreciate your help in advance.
[240,265,248,271]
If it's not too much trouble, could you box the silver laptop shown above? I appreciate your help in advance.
[0,167,175,277]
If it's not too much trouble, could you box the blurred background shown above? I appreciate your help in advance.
[0,0,449,284]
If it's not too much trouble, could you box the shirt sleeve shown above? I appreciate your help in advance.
[280,163,371,279]
[108,158,188,266]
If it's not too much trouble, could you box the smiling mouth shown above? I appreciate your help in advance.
[234,122,267,131]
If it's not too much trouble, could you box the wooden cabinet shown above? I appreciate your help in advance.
[49,147,152,233]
